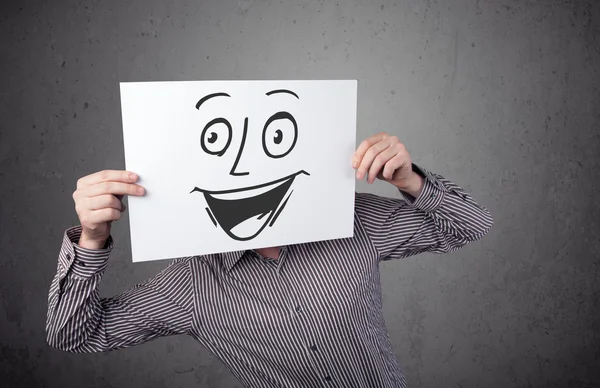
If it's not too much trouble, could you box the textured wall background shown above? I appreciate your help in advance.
[1,0,599,387]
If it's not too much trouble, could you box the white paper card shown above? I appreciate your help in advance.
[120,80,357,262]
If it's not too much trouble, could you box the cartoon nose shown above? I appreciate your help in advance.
[229,117,250,176]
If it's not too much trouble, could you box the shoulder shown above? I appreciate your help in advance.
[172,254,226,276]
[167,256,196,268]
[354,191,405,218]
[157,256,201,279]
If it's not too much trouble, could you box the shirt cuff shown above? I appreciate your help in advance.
[397,164,446,212]
[59,226,113,278]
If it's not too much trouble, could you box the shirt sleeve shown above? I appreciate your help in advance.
[46,226,194,353]
[354,164,494,261]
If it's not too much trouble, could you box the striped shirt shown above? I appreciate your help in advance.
[46,164,493,387]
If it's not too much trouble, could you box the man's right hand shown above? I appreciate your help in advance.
[72,170,145,249]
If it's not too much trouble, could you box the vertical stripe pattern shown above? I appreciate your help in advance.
[46,164,493,387]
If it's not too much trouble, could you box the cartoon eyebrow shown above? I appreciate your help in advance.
[265,89,299,99]
[196,92,231,109]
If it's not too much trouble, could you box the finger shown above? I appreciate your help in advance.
[356,138,395,180]
[87,208,122,224]
[86,194,126,211]
[381,143,409,179]
[367,146,398,183]
[77,170,138,189]
[352,132,388,168]
[84,181,145,197]
[382,151,410,180]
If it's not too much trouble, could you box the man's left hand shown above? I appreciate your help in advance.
[352,132,424,197]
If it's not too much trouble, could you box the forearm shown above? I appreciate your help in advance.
[46,272,106,352]
[398,167,493,251]
[425,185,493,244]
[46,228,112,352]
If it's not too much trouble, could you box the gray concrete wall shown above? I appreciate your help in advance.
[1,0,598,387]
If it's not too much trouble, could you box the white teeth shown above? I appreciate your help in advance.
[210,179,288,200]
[230,211,273,238]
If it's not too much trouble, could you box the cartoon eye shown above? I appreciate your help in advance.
[262,111,298,159]
[201,118,232,156]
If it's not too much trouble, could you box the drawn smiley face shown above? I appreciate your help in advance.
[190,89,309,241]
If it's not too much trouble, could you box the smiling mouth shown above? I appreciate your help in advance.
[190,170,309,241]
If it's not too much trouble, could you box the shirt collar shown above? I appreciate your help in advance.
[221,246,289,274]
[222,250,246,273]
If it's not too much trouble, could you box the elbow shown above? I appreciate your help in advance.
[464,208,494,244]
[46,326,70,352]
[468,212,494,245]
[46,324,84,353]
[464,216,494,245]
[478,208,494,239]
[45,314,61,350]
[46,336,85,353]
[46,311,70,351]
[46,328,66,351]
[432,210,494,254]
[444,220,494,253]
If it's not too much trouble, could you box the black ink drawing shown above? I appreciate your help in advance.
[190,89,310,241]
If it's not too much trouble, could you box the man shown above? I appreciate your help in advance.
[46,133,493,387]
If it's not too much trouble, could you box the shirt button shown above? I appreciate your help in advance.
[310,345,317,352]
[325,376,332,382]
[295,305,302,313]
